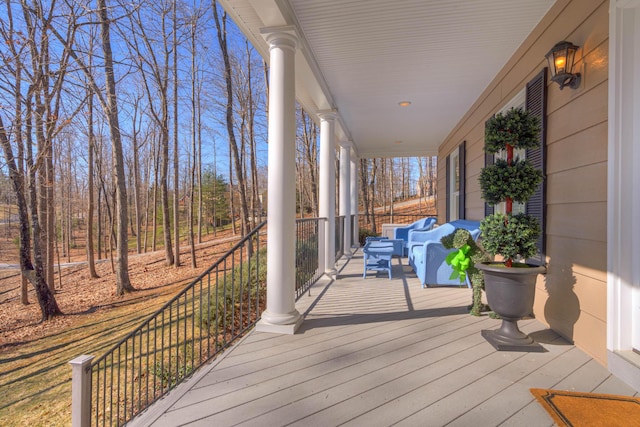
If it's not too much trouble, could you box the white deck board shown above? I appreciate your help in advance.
[130,250,638,427]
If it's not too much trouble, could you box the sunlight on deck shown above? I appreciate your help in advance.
[130,250,637,427]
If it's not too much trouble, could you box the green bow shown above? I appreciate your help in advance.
[445,244,471,283]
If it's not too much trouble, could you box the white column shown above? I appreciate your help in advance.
[257,28,302,334]
[339,141,352,256]
[607,0,640,390]
[351,152,359,247]
[318,111,337,276]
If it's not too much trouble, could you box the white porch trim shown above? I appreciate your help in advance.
[607,0,640,391]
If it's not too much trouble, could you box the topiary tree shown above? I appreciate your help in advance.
[479,107,543,266]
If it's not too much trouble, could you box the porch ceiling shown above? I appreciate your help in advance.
[219,0,555,158]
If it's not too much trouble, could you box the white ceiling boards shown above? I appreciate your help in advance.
[220,0,555,158]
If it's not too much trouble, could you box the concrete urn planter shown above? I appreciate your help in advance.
[476,262,546,352]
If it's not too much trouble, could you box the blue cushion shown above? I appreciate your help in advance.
[408,220,481,288]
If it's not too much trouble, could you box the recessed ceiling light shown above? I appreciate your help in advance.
[398,101,411,107]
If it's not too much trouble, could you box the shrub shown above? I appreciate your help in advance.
[358,228,378,246]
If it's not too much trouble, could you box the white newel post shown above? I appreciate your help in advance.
[351,153,359,247]
[70,354,94,427]
[339,142,352,256]
[257,27,302,334]
[318,111,337,277]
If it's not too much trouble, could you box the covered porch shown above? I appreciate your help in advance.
[68,1,640,424]
[130,250,637,426]
[220,0,640,393]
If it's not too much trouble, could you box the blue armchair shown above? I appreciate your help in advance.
[408,220,481,288]
[393,217,437,254]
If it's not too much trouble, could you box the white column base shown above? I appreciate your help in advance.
[324,268,337,279]
[256,310,303,334]
[608,351,640,392]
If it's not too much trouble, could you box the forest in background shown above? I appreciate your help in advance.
[0,0,437,323]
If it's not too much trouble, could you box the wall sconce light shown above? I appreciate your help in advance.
[545,41,581,90]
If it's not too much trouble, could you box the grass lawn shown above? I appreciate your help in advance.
[0,233,240,426]
[0,276,194,426]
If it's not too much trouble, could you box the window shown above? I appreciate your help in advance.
[446,141,466,222]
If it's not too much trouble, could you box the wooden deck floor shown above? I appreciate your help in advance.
[131,250,638,426]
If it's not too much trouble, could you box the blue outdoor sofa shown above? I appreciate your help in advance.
[407,220,481,288]
[393,217,437,255]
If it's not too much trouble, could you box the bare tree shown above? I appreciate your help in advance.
[96,0,134,294]
[172,0,181,267]
[212,0,250,236]
[0,0,79,318]
[43,0,135,295]
[187,3,206,267]
[86,87,99,278]
[0,117,62,319]
[16,0,78,290]
[368,158,378,232]
[126,0,174,265]
[389,158,394,219]
[296,107,319,217]
[245,40,260,229]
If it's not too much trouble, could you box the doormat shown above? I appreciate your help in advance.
[530,388,640,426]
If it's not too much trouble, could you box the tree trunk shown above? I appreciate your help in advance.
[360,158,370,226]
[389,158,394,221]
[0,117,62,320]
[246,40,259,231]
[300,109,319,217]
[369,159,378,233]
[197,93,203,243]
[160,103,174,264]
[97,184,103,260]
[172,0,181,267]
[98,0,134,294]
[21,275,29,305]
[189,17,197,268]
[132,97,143,255]
[86,91,99,278]
[152,133,159,252]
[213,1,250,237]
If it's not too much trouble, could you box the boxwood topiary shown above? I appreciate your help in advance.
[480,107,543,266]
[479,213,541,262]
[484,107,540,153]
[479,158,543,205]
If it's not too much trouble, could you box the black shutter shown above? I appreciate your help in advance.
[525,68,547,266]
[484,118,495,217]
[445,154,451,222]
[458,140,466,219]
